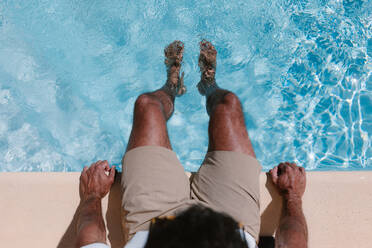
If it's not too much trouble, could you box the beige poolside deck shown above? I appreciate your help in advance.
[1,171,371,248]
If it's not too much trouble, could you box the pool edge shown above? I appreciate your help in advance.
[1,171,371,248]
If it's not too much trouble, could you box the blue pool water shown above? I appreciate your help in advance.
[0,0,371,172]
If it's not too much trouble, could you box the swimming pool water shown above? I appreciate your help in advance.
[0,0,371,172]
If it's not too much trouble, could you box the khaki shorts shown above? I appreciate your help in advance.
[121,146,261,241]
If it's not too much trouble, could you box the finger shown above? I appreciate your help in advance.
[288,162,297,169]
[89,161,101,175]
[86,163,93,172]
[270,166,278,184]
[87,162,96,173]
[299,166,305,174]
[278,163,286,174]
[109,166,116,182]
[86,166,92,177]
[93,160,102,168]
[96,160,110,171]
[286,164,294,172]
[283,162,294,169]
[103,160,110,171]
[80,166,88,181]
[80,166,89,182]
[94,160,109,173]
[278,162,286,169]
[88,161,99,172]
[283,162,295,171]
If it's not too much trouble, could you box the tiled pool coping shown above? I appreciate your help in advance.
[1,172,371,248]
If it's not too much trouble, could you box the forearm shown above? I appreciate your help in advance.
[275,198,308,248]
[76,197,107,247]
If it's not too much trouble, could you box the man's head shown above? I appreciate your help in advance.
[144,205,248,248]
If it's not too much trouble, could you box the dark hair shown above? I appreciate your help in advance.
[144,205,248,248]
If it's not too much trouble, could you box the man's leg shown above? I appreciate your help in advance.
[121,41,190,241]
[126,40,186,151]
[197,40,255,156]
[192,40,261,241]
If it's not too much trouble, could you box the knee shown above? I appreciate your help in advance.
[134,94,161,110]
[135,94,152,107]
[208,92,242,116]
[221,92,242,110]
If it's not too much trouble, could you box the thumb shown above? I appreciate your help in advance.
[109,166,116,182]
[270,166,278,185]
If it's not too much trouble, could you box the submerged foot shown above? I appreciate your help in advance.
[163,40,186,97]
[197,39,219,96]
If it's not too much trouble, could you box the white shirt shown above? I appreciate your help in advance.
[81,230,258,248]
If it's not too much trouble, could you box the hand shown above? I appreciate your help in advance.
[79,160,116,201]
[270,162,306,201]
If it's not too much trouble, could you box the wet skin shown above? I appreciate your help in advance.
[126,40,255,158]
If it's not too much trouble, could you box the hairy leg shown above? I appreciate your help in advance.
[126,41,186,151]
[198,40,255,157]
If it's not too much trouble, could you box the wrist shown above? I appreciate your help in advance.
[283,194,304,217]
[80,195,102,204]
[283,193,303,205]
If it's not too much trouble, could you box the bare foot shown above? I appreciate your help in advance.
[197,39,219,96]
[163,40,186,96]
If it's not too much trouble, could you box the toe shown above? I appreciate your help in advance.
[177,72,186,96]
[200,39,214,51]
[164,40,184,65]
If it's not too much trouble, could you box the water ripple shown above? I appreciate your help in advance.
[0,0,370,171]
